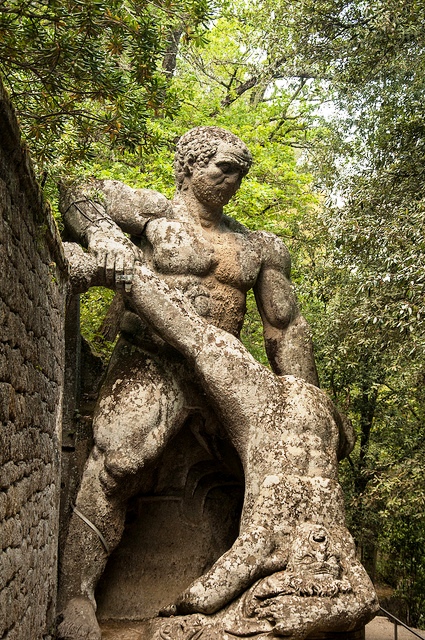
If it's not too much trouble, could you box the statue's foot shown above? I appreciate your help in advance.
[57,597,101,640]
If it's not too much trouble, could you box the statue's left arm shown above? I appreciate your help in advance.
[253,232,319,386]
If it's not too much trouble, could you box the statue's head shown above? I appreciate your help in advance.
[174,126,252,192]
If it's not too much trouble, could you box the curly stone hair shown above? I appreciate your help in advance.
[174,126,252,190]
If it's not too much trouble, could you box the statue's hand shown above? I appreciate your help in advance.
[158,604,177,617]
[88,232,138,292]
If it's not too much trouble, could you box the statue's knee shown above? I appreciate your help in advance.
[99,452,138,495]
[99,466,119,495]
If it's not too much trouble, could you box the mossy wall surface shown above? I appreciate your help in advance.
[0,80,67,639]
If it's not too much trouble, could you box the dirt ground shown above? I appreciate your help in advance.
[366,615,425,640]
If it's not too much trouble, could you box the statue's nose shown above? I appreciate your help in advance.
[315,552,327,564]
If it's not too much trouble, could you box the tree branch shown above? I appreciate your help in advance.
[269,78,307,141]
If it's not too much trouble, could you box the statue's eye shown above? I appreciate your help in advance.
[299,554,314,564]
[218,162,231,173]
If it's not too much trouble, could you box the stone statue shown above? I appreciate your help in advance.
[122,264,379,638]
[57,127,377,639]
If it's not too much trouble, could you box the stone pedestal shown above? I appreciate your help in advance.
[100,619,365,639]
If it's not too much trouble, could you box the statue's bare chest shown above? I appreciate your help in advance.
[145,218,261,290]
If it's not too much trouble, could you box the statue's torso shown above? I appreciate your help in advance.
[130,211,262,337]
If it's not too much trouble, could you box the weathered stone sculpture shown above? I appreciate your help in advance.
[125,264,378,638]
[57,126,378,639]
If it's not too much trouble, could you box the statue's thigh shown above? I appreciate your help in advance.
[93,349,189,474]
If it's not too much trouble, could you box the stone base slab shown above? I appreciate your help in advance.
[100,619,365,640]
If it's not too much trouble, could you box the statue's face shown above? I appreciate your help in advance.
[189,142,247,208]
[288,524,341,579]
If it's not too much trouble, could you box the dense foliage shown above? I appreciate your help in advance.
[0,0,210,169]
[288,0,425,624]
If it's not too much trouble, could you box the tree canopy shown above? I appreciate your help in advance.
[0,0,210,167]
[283,0,425,623]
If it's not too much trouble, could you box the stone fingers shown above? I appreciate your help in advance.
[114,252,135,292]
[89,247,135,291]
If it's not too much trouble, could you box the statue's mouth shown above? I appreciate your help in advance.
[312,568,338,577]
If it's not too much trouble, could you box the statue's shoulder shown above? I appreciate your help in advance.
[95,179,173,220]
[220,218,290,268]
[251,230,291,272]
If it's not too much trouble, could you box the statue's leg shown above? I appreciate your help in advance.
[57,449,125,640]
[129,266,281,448]
[129,266,347,466]
[167,393,353,619]
[58,345,189,640]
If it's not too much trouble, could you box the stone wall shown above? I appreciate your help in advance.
[0,81,67,639]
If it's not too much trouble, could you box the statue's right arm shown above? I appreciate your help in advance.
[59,179,172,293]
